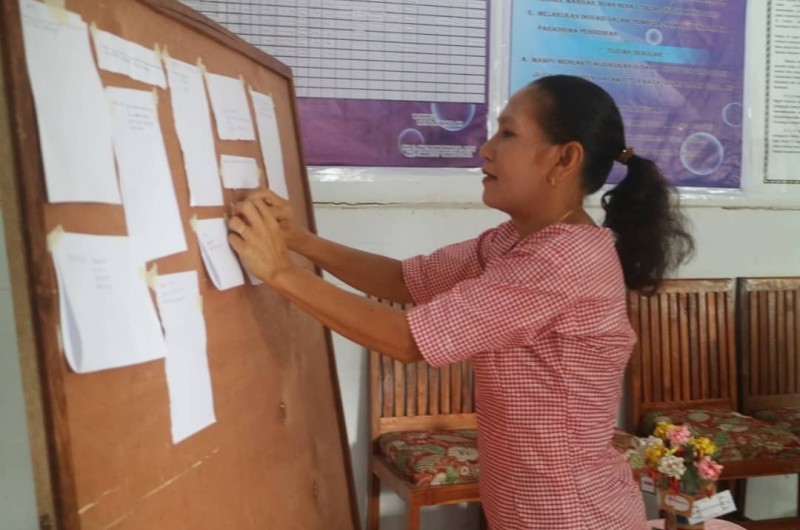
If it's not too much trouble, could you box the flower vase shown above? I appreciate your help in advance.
[663,509,704,530]
[660,485,716,530]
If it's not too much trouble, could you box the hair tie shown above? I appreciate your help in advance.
[616,147,635,165]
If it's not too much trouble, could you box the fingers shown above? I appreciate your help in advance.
[250,194,272,220]
[237,201,266,234]
[227,216,249,238]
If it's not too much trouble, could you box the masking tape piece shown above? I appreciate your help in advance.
[161,45,171,63]
[197,295,203,312]
[190,215,198,232]
[197,58,207,77]
[145,264,158,290]
[46,225,65,252]
[89,21,98,37]
[152,88,158,106]
[44,1,69,24]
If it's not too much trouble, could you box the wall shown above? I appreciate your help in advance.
[314,197,800,529]
[0,206,39,530]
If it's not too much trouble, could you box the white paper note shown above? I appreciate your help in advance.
[688,490,737,525]
[205,73,256,140]
[107,87,187,262]
[166,58,223,206]
[91,28,166,87]
[50,230,167,373]
[155,271,216,444]
[193,217,245,290]
[251,90,288,199]
[220,155,260,189]
[20,0,121,204]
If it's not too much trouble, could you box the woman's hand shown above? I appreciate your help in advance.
[228,194,293,284]
[233,189,310,251]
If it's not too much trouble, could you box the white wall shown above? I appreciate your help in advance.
[0,208,39,530]
[315,200,800,529]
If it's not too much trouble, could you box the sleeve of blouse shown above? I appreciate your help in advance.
[406,247,579,367]
[401,228,495,305]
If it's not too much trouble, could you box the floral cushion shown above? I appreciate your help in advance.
[377,429,479,486]
[752,407,800,435]
[641,409,800,463]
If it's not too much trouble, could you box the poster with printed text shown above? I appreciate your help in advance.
[510,0,747,188]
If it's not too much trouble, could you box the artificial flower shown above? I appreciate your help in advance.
[695,456,723,480]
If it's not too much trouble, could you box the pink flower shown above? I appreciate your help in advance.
[667,425,691,446]
[695,456,723,480]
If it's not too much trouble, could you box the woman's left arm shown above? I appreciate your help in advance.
[228,199,423,364]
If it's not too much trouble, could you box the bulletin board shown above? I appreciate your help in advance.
[0,0,358,529]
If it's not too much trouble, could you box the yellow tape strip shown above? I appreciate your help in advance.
[46,225,65,252]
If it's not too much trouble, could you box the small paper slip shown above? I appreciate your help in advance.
[250,90,288,199]
[688,490,737,525]
[220,155,260,189]
[205,72,256,140]
[92,28,166,87]
[50,229,167,373]
[20,0,121,204]
[639,475,656,494]
[166,58,223,206]
[193,217,245,290]
[155,271,216,444]
[107,86,187,262]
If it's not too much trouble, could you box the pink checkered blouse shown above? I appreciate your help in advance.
[404,221,648,529]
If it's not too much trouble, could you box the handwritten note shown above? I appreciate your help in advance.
[205,72,256,140]
[107,87,187,262]
[50,229,167,373]
[193,217,245,290]
[155,271,216,443]
[20,0,120,204]
[92,28,166,87]
[220,155,260,189]
[251,90,288,199]
[166,58,223,206]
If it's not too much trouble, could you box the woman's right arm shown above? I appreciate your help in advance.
[240,189,413,303]
[291,232,413,303]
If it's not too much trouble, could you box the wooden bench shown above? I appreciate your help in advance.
[626,278,800,529]
[366,299,482,530]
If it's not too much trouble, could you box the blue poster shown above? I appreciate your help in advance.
[510,0,746,188]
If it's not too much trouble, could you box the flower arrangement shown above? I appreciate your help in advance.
[624,421,723,497]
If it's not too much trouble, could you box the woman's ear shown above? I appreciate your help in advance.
[558,141,584,173]
[548,141,584,188]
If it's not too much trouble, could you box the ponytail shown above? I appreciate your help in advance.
[601,155,694,293]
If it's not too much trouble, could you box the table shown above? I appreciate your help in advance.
[648,519,746,529]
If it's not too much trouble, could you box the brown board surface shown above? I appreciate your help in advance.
[0,1,358,529]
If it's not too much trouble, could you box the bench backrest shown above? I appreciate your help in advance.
[368,299,477,443]
[737,277,800,413]
[626,278,738,432]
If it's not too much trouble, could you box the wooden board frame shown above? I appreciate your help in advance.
[0,1,359,528]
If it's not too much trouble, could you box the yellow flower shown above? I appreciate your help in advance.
[691,437,717,458]
[645,444,668,467]
[654,421,674,440]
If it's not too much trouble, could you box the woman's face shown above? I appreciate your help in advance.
[479,89,561,218]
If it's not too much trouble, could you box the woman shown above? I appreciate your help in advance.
[228,74,693,529]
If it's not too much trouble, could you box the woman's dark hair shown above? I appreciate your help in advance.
[526,75,694,293]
